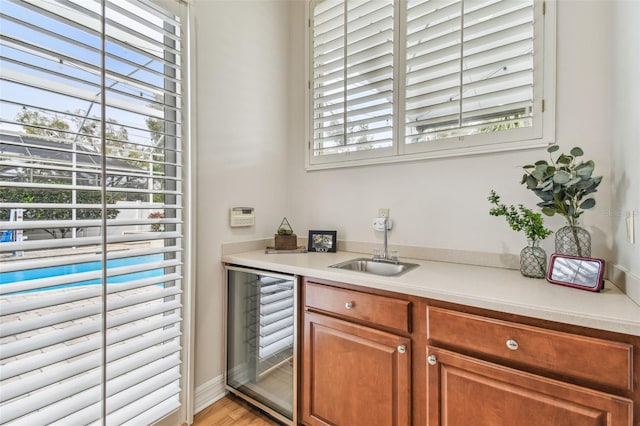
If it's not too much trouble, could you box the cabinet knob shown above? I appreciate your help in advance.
[427,355,437,365]
[506,339,519,350]
[397,345,406,354]
[345,301,353,309]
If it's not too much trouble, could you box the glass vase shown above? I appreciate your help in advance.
[520,240,547,278]
[555,225,591,257]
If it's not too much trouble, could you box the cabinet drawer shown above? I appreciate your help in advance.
[427,306,633,391]
[305,282,411,333]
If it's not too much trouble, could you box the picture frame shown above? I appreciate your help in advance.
[308,230,337,253]
[546,253,605,292]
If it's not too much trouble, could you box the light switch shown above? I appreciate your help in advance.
[627,211,636,244]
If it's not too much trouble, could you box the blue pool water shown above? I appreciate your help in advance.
[0,254,165,292]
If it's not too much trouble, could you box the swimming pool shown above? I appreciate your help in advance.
[0,254,165,292]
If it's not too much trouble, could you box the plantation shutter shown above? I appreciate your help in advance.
[404,0,536,147]
[0,0,186,424]
[310,0,395,164]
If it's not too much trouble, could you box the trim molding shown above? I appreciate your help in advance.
[609,264,640,306]
[336,240,520,270]
[221,238,520,270]
[221,239,273,256]
[194,374,226,414]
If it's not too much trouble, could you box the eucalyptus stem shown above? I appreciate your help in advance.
[521,145,601,228]
[570,225,583,257]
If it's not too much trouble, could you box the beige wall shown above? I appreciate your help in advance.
[193,0,293,388]
[192,0,639,398]
[289,0,614,259]
[610,0,640,279]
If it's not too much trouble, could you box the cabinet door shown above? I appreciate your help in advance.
[302,312,411,426]
[426,347,633,426]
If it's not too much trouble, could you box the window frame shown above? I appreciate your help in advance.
[306,0,556,170]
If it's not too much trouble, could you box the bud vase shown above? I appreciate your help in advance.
[555,225,591,257]
[520,240,547,278]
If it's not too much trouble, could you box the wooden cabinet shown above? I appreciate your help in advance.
[301,279,412,426]
[298,277,639,426]
[426,306,634,426]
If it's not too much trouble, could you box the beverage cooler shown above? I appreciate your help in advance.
[225,266,297,425]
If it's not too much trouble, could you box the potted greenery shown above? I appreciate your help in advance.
[488,190,552,278]
[274,217,297,250]
[521,145,602,257]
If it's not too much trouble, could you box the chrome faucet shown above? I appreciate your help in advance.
[373,217,398,264]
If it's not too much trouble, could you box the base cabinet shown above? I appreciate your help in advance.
[296,278,638,426]
[301,277,413,426]
[302,312,411,426]
[426,347,632,425]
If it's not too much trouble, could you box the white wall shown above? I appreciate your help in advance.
[192,0,639,400]
[610,0,640,279]
[289,0,615,260]
[193,0,292,389]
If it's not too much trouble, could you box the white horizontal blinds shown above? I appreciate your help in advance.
[461,0,534,133]
[311,0,394,160]
[404,0,534,145]
[1,0,104,247]
[0,0,184,424]
[312,0,347,156]
[405,0,463,143]
[103,0,184,423]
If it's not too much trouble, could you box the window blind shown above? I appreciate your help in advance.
[311,0,395,162]
[309,0,547,168]
[405,0,535,145]
[0,0,185,424]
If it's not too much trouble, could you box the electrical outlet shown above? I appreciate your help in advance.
[378,208,389,218]
[373,218,392,231]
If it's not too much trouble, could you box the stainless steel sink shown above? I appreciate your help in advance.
[329,257,419,277]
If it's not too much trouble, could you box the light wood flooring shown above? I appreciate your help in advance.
[193,395,282,426]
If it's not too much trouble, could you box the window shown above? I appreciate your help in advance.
[0,0,189,424]
[308,0,554,168]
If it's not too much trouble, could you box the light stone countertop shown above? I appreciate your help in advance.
[222,249,640,336]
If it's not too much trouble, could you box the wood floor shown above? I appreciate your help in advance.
[193,394,282,426]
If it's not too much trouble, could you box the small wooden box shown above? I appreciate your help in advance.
[274,234,297,250]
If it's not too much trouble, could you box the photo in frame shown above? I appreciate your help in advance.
[546,253,605,292]
[308,230,337,253]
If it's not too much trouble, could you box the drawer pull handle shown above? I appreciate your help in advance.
[427,355,437,365]
[397,345,406,354]
[506,339,519,351]
[345,301,353,309]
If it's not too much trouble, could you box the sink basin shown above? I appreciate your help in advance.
[329,257,419,277]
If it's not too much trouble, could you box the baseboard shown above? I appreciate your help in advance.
[609,264,640,306]
[194,374,226,414]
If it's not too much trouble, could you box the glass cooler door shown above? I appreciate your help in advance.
[225,266,297,425]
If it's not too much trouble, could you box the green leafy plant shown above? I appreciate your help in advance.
[488,190,552,243]
[521,145,602,227]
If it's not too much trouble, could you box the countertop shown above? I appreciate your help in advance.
[222,249,640,336]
